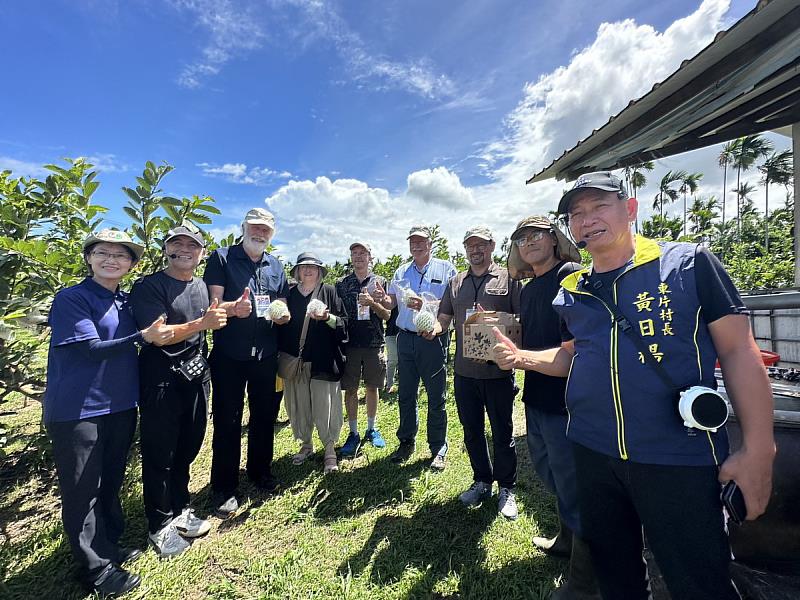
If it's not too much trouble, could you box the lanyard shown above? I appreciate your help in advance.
[413,264,428,292]
[252,257,265,294]
[468,272,489,306]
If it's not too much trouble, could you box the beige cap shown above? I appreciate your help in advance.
[406,225,431,239]
[244,207,276,229]
[164,221,206,246]
[507,216,581,280]
[463,225,494,243]
[349,241,373,255]
[83,229,144,260]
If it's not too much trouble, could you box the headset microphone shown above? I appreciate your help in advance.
[576,241,587,249]
[168,254,179,259]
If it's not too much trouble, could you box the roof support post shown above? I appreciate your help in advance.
[794,122,800,285]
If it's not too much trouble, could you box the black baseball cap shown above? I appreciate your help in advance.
[557,171,628,215]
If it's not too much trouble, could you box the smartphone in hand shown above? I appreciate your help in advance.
[721,480,747,525]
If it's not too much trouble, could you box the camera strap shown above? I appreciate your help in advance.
[587,276,679,392]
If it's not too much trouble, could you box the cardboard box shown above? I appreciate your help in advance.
[462,311,521,361]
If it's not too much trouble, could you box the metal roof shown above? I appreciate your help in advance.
[528,0,800,183]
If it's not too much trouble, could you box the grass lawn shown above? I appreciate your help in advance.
[0,372,566,599]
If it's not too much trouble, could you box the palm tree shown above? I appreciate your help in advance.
[652,170,686,230]
[679,172,703,237]
[688,195,719,243]
[718,141,737,232]
[624,161,654,233]
[731,134,774,239]
[759,149,794,251]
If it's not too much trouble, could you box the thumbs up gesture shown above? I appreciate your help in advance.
[141,315,175,346]
[232,287,252,318]
[203,297,228,330]
[491,326,519,370]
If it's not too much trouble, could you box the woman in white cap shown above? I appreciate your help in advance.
[277,252,348,474]
[43,229,173,596]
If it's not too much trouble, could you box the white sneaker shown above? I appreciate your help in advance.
[172,508,211,538]
[459,481,492,507]
[148,523,190,558]
[498,487,518,520]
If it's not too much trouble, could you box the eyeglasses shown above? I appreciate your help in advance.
[513,230,549,246]
[91,250,132,262]
[464,243,489,252]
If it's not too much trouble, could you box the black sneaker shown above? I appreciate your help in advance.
[250,474,280,494]
[214,495,239,519]
[389,441,415,464]
[92,564,141,598]
[116,547,142,566]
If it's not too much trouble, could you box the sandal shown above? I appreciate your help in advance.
[323,444,339,474]
[292,445,314,465]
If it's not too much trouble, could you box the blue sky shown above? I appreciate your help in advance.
[2,0,789,262]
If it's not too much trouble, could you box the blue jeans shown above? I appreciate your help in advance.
[525,405,580,534]
[396,330,448,455]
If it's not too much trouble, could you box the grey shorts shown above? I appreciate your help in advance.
[341,346,386,391]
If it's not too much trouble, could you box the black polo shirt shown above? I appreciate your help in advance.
[203,243,289,361]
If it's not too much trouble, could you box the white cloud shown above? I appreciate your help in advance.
[479,0,732,214]
[210,0,792,264]
[83,153,129,173]
[0,157,49,178]
[172,0,458,100]
[0,153,129,178]
[171,0,266,89]
[197,162,293,185]
[283,0,457,100]
[406,167,474,209]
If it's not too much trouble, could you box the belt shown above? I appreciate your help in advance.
[398,328,416,334]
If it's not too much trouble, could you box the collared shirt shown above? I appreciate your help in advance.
[390,257,457,332]
[44,278,139,423]
[203,243,289,361]
[439,263,521,379]
[336,271,386,348]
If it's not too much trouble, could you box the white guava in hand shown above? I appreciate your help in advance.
[269,299,289,320]
[307,299,328,317]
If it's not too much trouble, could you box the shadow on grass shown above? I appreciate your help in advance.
[301,453,428,522]
[338,496,559,599]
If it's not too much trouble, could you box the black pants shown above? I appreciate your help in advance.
[46,409,136,582]
[453,374,517,489]
[573,442,739,600]
[209,349,280,496]
[139,373,208,533]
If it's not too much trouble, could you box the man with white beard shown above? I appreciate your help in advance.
[203,208,291,518]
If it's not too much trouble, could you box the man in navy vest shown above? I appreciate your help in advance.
[492,172,774,600]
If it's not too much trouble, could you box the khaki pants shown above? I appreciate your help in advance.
[284,363,343,447]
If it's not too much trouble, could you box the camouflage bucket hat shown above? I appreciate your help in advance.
[507,216,581,280]
[82,229,144,260]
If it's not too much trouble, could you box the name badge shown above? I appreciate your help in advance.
[255,294,271,319]
[465,308,477,320]
[358,304,371,320]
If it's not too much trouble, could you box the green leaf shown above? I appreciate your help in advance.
[194,204,221,215]
[122,187,141,203]
[83,181,100,198]
[123,206,141,222]
[160,196,181,207]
